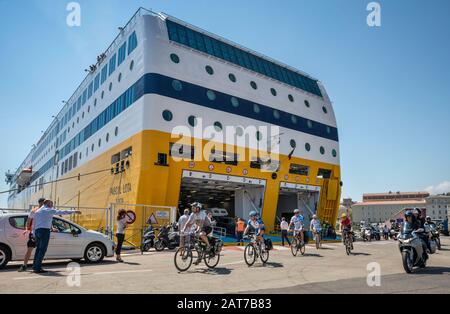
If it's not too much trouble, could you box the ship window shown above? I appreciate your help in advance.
[101,65,108,84]
[94,99,97,107]
[288,94,294,102]
[109,82,113,91]
[307,120,313,129]
[235,126,244,137]
[317,168,332,179]
[156,153,168,166]
[250,81,258,90]
[304,100,310,108]
[128,31,138,55]
[101,91,104,99]
[332,149,337,157]
[91,144,94,152]
[322,106,328,114]
[162,110,173,122]
[129,60,134,71]
[170,53,180,64]
[106,133,109,142]
[118,42,127,66]
[214,121,223,132]
[256,131,262,141]
[291,115,298,124]
[73,152,78,168]
[172,80,183,91]
[109,54,116,76]
[305,143,311,151]
[228,73,236,82]
[206,90,216,101]
[270,88,277,96]
[111,153,120,164]
[87,106,90,113]
[188,115,197,127]
[118,72,122,82]
[253,104,260,114]
[289,164,309,176]
[320,146,325,155]
[68,156,73,171]
[290,139,296,148]
[273,110,280,119]
[230,97,239,108]
[326,126,331,134]
[205,65,214,75]
[98,139,101,147]
[115,127,119,136]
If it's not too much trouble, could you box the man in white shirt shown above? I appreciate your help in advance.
[32,200,81,273]
[178,209,190,248]
[280,217,290,246]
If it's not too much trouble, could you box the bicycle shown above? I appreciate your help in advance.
[343,229,354,255]
[312,229,321,249]
[174,233,223,272]
[290,231,306,256]
[244,234,269,266]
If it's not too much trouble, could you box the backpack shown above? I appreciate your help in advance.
[264,238,273,250]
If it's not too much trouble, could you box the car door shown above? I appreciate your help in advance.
[4,215,29,260]
[46,218,83,258]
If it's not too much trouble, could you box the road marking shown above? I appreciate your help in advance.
[92,269,153,276]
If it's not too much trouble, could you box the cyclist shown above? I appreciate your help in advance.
[244,211,266,249]
[182,202,212,252]
[310,214,322,241]
[289,209,304,245]
[340,213,352,245]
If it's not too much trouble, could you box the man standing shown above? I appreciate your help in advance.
[18,198,46,272]
[178,209,190,248]
[280,217,290,246]
[32,200,81,273]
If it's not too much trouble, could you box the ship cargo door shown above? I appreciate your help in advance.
[275,182,321,228]
[179,170,266,235]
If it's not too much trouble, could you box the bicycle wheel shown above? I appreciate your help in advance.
[174,247,193,272]
[204,250,220,269]
[299,241,306,255]
[244,244,257,266]
[345,238,352,255]
[291,238,299,257]
[260,247,269,264]
[315,234,320,250]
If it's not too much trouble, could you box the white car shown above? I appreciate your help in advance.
[0,213,115,269]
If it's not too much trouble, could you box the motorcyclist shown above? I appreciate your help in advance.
[425,216,436,228]
[182,202,212,252]
[405,209,429,260]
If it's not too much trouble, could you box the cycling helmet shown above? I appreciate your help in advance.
[312,214,317,219]
[294,209,300,214]
[249,211,258,218]
[341,213,347,218]
[191,202,203,209]
[299,215,304,221]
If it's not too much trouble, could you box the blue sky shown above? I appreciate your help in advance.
[0,0,449,207]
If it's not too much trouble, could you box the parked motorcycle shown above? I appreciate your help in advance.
[398,226,437,273]
[361,226,380,242]
[141,226,157,252]
[389,229,398,241]
[154,223,180,251]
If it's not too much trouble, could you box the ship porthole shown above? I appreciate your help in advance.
[162,110,173,122]
[115,127,119,137]
[273,109,280,119]
[253,103,260,114]
[290,140,296,148]
[188,115,197,127]
[304,100,310,108]
[322,106,328,114]
[307,120,313,129]
[214,121,222,132]
[235,126,244,137]
[172,79,183,91]
[206,90,216,101]
[332,149,337,157]
[205,65,214,75]
[320,146,325,155]
[305,143,311,152]
[170,53,180,64]
[230,97,239,108]
[250,81,258,90]
[228,73,236,82]
[129,60,134,71]
[270,88,277,96]
[288,94,294,102]
[291,115,298,125]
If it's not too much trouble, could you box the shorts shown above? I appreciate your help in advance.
[27,233,36,248]
[293,229,303,237]
[201,226,213,235]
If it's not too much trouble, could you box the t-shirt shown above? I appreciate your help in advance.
[185,210,210,231]
[341,218,351,228]
[310,219,321,231]
[280,221,289,231]
[117,217,127,234]
[290,215,304,231]
[178,214,189,233]
[247,218,264,230]
[27,209,37,233]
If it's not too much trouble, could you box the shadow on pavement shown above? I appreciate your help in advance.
[350,252,371,256]
[302,253,323,258]
[196,267,232,275]
[411,266,450,275]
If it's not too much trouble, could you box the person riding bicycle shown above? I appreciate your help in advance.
[182,202,213,252]
[340,213,352,243]
[289,209,305,245]
[310,214,322,238]
[244,211,266,250]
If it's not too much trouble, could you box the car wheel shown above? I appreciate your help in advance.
[0,244,11,270]
[84,243,106,263]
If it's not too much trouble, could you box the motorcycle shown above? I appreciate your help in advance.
[361,227,372,242]
[154,223,180,251]
[427,224,441,250]
[389,229,398,241]
[398,227,437,273]
[141,225,157,252]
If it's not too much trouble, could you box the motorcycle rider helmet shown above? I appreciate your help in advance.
[190,202,202,210]
[249,210,258,218]
[426,216,431,222]
[294,209,300,214]
[404,210,413,217]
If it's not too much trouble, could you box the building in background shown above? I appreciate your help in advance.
[425,194,450,221]
[352,191,429,224]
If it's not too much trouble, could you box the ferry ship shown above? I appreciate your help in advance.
[6,8,341,243]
